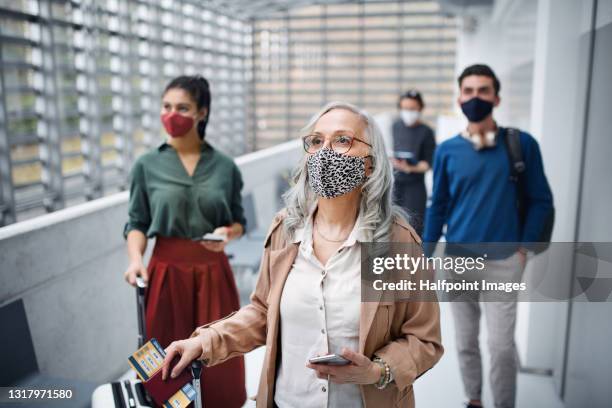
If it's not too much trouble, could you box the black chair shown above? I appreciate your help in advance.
[0,299,96,407]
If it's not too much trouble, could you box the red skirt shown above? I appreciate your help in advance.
[145,236,246,408]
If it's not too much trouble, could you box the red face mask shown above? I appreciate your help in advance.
[161,112,194,138]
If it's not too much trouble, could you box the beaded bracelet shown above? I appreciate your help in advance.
[373,357,391,389]
[374,359,385,387]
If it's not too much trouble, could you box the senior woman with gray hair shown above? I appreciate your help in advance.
[161,101,443,407]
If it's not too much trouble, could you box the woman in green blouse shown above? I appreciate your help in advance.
[122,75,246,407]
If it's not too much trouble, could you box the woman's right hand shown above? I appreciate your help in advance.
[123,260,148,286]
[162,337,204,380]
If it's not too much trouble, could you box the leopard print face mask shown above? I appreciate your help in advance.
[307,148,368,198]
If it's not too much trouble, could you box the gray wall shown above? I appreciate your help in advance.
[563,1,612,406]
[523,0,595,394]
[0,195,137,382]
[0,140,301,383]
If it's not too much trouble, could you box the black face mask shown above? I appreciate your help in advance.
[461,97,494,122]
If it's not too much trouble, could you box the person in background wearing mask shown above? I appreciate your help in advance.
[122,75,247,407]
[159,101,443,408]
[391,89,436,236]
[423,64,554,408]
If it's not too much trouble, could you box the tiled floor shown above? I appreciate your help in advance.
[242,302,565,407]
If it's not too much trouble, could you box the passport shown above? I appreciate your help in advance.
[128,339,197,408]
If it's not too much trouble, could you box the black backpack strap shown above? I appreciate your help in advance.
[504,127,555,249]
[503,127,526,181]
[503,127,528,228]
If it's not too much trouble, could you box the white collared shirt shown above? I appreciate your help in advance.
[274,208,364,408]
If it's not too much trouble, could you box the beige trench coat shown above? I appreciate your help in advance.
[191,211,443,407]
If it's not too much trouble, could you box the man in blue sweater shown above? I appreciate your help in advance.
[423,64,554,408]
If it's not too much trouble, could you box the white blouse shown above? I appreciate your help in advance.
[274,208,364,408]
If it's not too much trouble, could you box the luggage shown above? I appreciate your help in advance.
[91,379,154,408]
[91,365,202,408]
[92,278,203,408]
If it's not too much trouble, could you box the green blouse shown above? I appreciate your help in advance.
[123,141,246,240]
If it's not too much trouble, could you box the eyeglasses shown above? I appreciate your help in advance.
[302,134,372,154]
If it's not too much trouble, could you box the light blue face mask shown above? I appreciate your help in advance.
[400,109,420,126]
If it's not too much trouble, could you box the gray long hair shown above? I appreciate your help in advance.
[282,101,408,242]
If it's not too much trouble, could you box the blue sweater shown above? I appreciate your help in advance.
[423,129,553,254]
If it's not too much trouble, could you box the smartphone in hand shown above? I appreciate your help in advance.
[394,150,418,165]
[194,233,226,242]
[308,354,350,366]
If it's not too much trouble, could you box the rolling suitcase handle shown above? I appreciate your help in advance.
[135,277,203,407]
[136,277,147,348]
[191,361,203,408]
